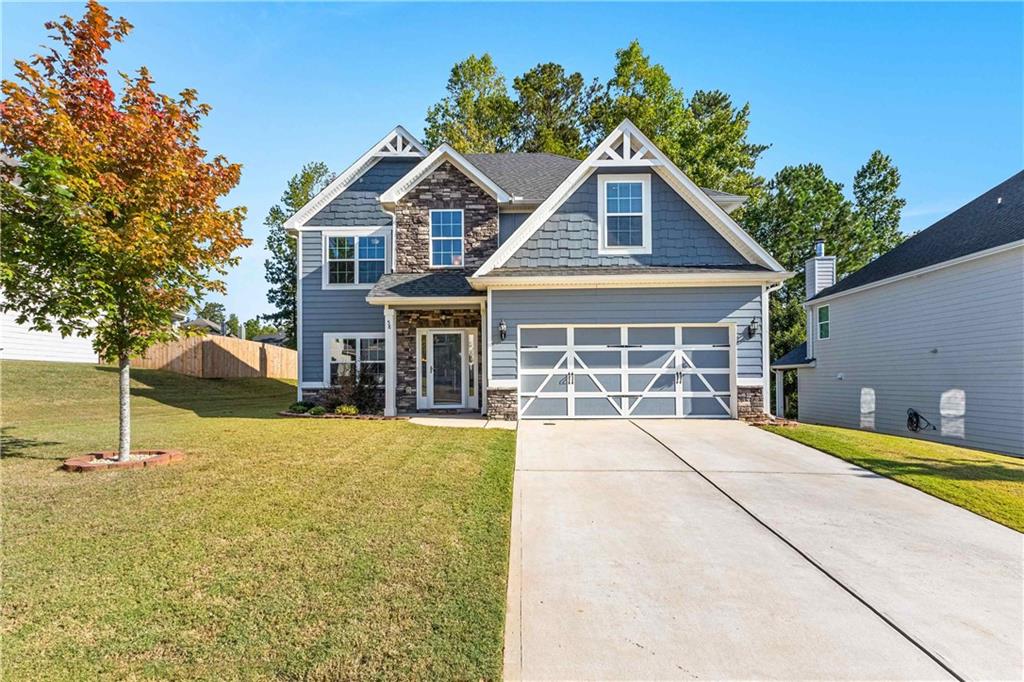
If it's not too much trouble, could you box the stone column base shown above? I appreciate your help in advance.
[737,385,765,420]
[486,388,518,420]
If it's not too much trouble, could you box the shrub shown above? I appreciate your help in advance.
[308,405,326,416]
[335,404,358,416]
[320,370,383,414]
[288,402,311,414]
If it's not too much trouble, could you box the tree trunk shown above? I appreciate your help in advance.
[118,354,131,461]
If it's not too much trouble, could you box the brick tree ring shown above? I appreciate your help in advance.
[62,450,184,472]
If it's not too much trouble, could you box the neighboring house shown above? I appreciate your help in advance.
[181,317,234,337]
[287,121,790,419]
[252,332,288,346]
[0,307,98,363]
[773,171,1024,456]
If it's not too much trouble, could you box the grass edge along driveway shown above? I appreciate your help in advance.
[1,360,516,681]
[762,423,1023,532]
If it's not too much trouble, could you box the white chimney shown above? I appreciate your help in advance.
[806,239,836,299]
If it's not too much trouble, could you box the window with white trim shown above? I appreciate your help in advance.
[326,335,386,386]
[817,305,830,340]
[598,174,652,254]
[325,235,386,286]
[430,210,464,267]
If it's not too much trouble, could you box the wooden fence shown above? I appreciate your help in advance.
[134,336,296,379]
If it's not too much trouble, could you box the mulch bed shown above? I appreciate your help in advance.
[277,411,407,420]
[63,450,185,472]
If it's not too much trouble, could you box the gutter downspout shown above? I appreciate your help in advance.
[763,281,784,416]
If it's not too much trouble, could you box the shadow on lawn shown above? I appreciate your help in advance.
[1,427,63,460]
[94,366,294,419]
[851,455,1024,484]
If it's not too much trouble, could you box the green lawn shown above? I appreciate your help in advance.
[1,360,516,681]
[762,423,1024,532]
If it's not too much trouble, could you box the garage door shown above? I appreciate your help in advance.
[518,325,735,419]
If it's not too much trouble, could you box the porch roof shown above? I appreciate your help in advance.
[366,272,484,305]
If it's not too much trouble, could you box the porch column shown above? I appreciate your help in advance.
[774,369,785,417]
[480,299,488,415]
[384,306,397,417]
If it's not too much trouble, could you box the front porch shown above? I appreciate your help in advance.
[393,306,483,414]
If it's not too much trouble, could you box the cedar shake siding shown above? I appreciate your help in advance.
[505,167,746,268]
[394,161,499,273]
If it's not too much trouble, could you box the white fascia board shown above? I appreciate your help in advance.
[365,295,486,306]
[284,125,426,233]
[804,239,1024,308]
[472,119,786,277]
[379,144,512,205]
[469,271,792,290]
[771,361,815,370]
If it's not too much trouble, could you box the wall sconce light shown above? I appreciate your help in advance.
[498,319,508,341]
[747,317,759,338]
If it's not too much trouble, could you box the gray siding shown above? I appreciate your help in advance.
[306,158,417,227]
[798,247,1024,456]
[489,286,763,380]
[299,231,383,383]
[806,256,837,298]
[505,168,746,268]
[498,211,529,245]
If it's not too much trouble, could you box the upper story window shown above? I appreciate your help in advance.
[598,174,652,255]
[430,210,464,267]
[817,305,830,340]
[323,231,386,288]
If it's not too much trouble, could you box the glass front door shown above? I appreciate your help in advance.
[430,332,463,406]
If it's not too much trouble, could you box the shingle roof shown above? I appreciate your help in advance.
[464,153,580,204]
[771,342,813,368]
[485,264,772,277]
[811,171,1024,301]
[368,272,483,299]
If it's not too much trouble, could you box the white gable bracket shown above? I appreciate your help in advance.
[284,125,427,232]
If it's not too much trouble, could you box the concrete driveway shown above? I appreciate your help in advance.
[504,420,1022,681]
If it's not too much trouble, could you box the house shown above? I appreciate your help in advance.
[773,171,1024,456]
[287,121,791,420]
[181,317,234,337]
[252,331,288,347]
[0,305,98,363]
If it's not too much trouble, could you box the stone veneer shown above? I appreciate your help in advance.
[737,386,765,419]
[393,160,499,273]
[395,308,482,414]
[486,388,518,421]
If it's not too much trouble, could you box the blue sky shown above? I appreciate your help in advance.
[3,2,1021,323]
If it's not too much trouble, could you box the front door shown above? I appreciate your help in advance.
[429,331,464,407]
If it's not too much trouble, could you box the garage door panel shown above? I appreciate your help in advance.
[628,373,676,392]
[575,397,621,417]
[630,397,677,416]
[521,397,569,418]
[520,327,567,346]
[574,327,621,346]
[683,397,730,417]
[576,351,621,369]
[518,324,736,420]
[521,374,568,393]
[682,327,730,345]
[684,350,730,369]
[628,350,674,368]
[521,351,567,370]
[627,326,675,345]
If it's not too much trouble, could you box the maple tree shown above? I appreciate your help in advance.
[1,1,248,459]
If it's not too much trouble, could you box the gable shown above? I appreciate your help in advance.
[473,119,784,276]
[504,167,747,268]
[305,158,418,227]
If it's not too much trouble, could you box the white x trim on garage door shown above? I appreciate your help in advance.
[518,324,737,419]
